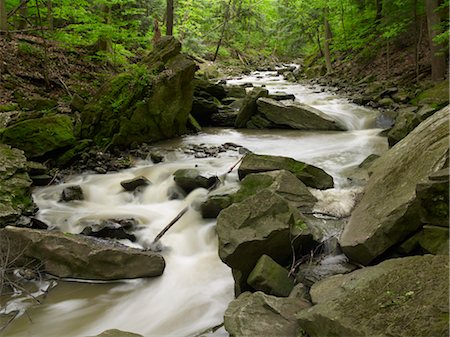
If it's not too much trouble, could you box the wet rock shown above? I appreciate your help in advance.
[298,255,449,337]
[60,185,84,202]
[15,216,49,230]
[340,106,449,265]
[217,190,317,294]
[150,152,164,163]
[0,226,165,280]
[225,85,247,98]
[0,145,36,227]
[235,88,268,128]
[1,114,76,158]
[238,153,334,190]
[193,78,227,100]
[201,194,233,218]
[224,291,311,337]
[173,169,219,193]
[88,329,143,337]
[357,154,380,169]
[267,92,296,101]
[191,96,220,125]
[387,110,421,146]
[81,221,136,242]
[120,176,151,192]
[210,108,238,127]
[255,98,345,131]
[247,255,294,297]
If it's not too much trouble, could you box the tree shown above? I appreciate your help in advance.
[425,0,447,81]
[323,7,333,73]
[166,0,173,35]
[213,0,232,62]
[0,0,7,33]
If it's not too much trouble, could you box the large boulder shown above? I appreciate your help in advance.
[1,114,76,158]
[340,106,449,264]
[80,37,197,148]
[173,169,219,193]
[254,98,345,131]
[217,190,317,294]
[297,255,449,337]
[224,291,311,337]
[238,153,334,189]
[0,226,165,280]
[0,145,36,227]
[234,88,268,128]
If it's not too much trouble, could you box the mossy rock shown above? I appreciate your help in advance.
[1,114,76,158]
[16,95,57,111]
[412,81,449,109]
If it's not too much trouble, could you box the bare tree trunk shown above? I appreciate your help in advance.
[425,0,446,81]
[323,8,333,74]
[375,0,382,23]
[17,1,27,29]
[97,4,113,53]
[339,0,348,49]
[166,0,173,36]
[316,28,323,57]
[47,0,53,31]
[213,0,232,62]
[0,0,8,33]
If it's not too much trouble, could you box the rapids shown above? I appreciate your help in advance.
[2,69,388,337]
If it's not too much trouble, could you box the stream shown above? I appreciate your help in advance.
[3,70,388,337]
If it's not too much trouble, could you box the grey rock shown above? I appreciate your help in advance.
[235,88,268,128]
[61,185,84,202]
[120,176,151,192]
[173,169,219,193]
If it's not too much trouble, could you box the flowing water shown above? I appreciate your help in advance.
[2,70,388,337]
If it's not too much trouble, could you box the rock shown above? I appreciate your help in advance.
[1,114,76,158]
[238,153,334,189]
[80,219,136,242]
[255,98,345,131]
[226,85,247,98]
[120,176,151,192]
[60,185,84,202]
[412,80,449,108]
[387,110,421,146]
[377,97,394,107]
[234,88,268,128]
[233,170,317,212]
[224,291,311,337]
[15,216,48,230]
[80,36,197,148]
[173,169,219,194]
[416,169,449,226]
[357,154,380,169]
[217,190,317,294]
[201,194,233,218]
[190,96,220,125]
[70,94,86,112]
[247,255,294,297]
[298,255,449,337]
[0,145,36,227]
[340,107,449,265]
[0,226,165,280]
[16,95,57,111]
[418,225,449,254]
[87,329,143,337]
[210,108,238,127]
[267,92,296,101]
[193,78,227,100]
[56,139,92,167]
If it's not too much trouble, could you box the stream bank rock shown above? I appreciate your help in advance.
[0,145,36,227]
[224,291,311,337]
[340,106,449,265]
[0,226,165,280]
[80,36,197,148]
[297,255,449,337]
[252,98,345,131]
[235,88,268,128]
[217,189,316,294]
[238,153,334,189]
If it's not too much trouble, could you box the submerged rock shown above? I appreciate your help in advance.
[0,145,36,227]
[340,106,449,265]
[238,153,334,189]
[298,255,449,337]
[60,185,84,202]
[0,226,165,280]
[224,291,311,337]
[120,176,151,192]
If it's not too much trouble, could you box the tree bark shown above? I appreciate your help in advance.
[375,0,382,23]
[166,0,173,36]
[17,0,27,29]
[97,4,113,53]
[0,0,8,33]
[323,8,333,74]
[47,0,53,31]
[425,0,446,81]
[213,0,232,62]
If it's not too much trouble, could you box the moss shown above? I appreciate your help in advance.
[0,103,19,112]
[233,174,273,203]
[411,81,449,109]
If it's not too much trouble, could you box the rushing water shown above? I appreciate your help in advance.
[3,70,388,337]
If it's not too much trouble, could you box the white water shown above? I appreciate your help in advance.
[3,71,388,337]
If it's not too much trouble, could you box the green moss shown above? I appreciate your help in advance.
[232,174,273,203]
[411,81,449,109]
[0,103,19,112]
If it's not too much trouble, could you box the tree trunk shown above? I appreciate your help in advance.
[166,0,173,36]
[0,0,8,33]
[18,1,28,29]
[97,4,113,53]
[323,8,333,74]
[213,0,232,62]
[47,0,53,31]
[375,0,382,23]
[425,0,446,81]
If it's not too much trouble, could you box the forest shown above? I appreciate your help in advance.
[0,1,448,337]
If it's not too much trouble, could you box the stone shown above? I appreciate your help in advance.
[1,114,76,158]
[0,145,36,227]
[226,85,247,98]
[217,190,317,294]
[200,195,233,218]
[173,169,219,194]
[193,78,227,100]
[298,255,449,337]
[190,96,220,125]
[70,94,86,112]
[80,219,137,242]
[210,108,238,127]
[238,153,334,189]
[80,36,197,148]
[120,176,151,192]
[235,88,268,128]
[412,80,449,108]
[357,154,380,169]
[247,255,294,297]
[0,226,165,280]
[340,107,449,265]
[418,225,449,254]
[17,95,57,111]
[224,291,310,337]
[267,92,296,101]
[60,185,84,202]
[87,329,143,337]
[387,110,421,146]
